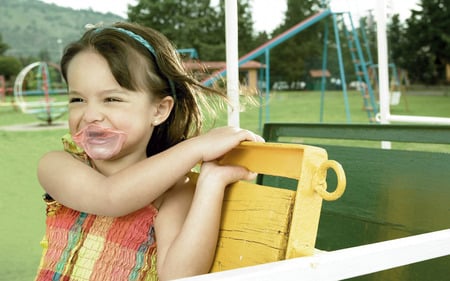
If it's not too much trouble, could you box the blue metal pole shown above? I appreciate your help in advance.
[359,19,374,65]
[332,13,352,123]
[265,49,271,123]
[320,21,329,123]
[258,57,264,132]
[348,13,378,114]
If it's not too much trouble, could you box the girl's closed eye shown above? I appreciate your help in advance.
[105,97,123,103]
[69,97,84,103]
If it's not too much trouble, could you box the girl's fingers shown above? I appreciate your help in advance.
[240,129,265,143]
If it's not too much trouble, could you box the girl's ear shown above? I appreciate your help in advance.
[152,96,174,126]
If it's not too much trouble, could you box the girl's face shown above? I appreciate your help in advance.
[66,50,158,163]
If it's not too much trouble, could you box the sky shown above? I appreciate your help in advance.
[40,0,421,33]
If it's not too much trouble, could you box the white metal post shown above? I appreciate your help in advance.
[225,0,240,127]
[376,0,391,149]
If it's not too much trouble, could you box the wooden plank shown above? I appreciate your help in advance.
[220,142,319,179]
[211,181,295,271]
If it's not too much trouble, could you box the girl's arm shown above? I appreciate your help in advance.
[154,161,257,280]
[38,126,263,217]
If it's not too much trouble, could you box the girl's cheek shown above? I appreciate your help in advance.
[68,115,80,133]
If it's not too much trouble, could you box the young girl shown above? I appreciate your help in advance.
[35,22,263,281]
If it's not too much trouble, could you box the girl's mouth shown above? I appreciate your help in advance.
[72,124,127,160]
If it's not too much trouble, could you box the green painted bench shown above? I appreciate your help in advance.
[260,123,450,281]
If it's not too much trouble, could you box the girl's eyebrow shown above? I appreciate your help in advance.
[67,89,128,96]
[68,90,82,96]
[101,89,128,95]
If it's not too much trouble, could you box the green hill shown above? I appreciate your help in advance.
[0,0,125,61]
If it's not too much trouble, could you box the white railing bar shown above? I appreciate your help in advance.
[175,229,450,281]
[388,114,450,125]
[375,113,450,125]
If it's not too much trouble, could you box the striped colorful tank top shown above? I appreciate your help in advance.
[35,134,159,281]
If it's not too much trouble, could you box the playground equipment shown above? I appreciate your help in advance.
[202,7,414,125]
[320,11,380,123]
[202,9,382,126]
[203,9,333,128]
[177,48,199,59]
[14,61,67,125]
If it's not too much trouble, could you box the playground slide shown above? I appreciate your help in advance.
[201,9,333,86]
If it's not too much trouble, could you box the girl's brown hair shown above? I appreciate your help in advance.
[61,22,227,156]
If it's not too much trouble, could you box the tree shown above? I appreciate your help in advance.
[387,14,406,68]
[38,49,51,62]
[403,0,450,84]
[0,56,22,80]
[128,0,225,61]
[0,33,21,81]
[0,34,9,55]
[269,0,323,84]
[127,0,257,61]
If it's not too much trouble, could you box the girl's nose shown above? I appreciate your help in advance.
[82,103,105,123]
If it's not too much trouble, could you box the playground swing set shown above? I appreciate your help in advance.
[202,7,408,127]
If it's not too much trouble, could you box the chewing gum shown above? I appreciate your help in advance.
[72,124,127,160]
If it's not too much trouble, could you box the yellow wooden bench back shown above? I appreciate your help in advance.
[208,141,346,272]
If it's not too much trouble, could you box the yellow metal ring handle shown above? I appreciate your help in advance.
[314,160,346,201]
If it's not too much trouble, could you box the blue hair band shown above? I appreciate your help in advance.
[95,26,177,99]
[112,27,156,55]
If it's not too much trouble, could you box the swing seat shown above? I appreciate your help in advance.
[201,141,346,272]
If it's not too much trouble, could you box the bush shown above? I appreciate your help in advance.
[0,56,22,80]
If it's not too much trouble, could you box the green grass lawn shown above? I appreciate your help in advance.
[1,90,449,280]
[0,129,64,280]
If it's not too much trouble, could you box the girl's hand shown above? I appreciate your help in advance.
[194,126,264,162]
[196,160,256,193]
